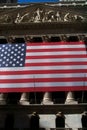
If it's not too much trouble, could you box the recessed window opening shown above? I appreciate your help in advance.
[50,36,61,42]
[67,36,79,42]
[0,38,7,44]
[31,37,43,43]
[14,38,25,43]
[84,37,87,44]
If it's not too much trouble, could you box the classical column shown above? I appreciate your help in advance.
[0,93,7,105]
[41,92,54,105]
[65,91,78,104]
[19,92,30,105]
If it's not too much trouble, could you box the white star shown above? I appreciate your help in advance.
[13,58,16,61]
[7,53,10,56]
[3,56,6,59]
[17,56,20,59]
[6,47,8,50]
[11,51,14,54]
[22,48,24,51]
[9,61,12,64]
[17,61,19,64]
[15,44,18,47]
[14,53,17,56]
[18,46,21,49]
[5,51,7,54]
[22,44,25,47]
[6,59,9,61]
[6,64,8,66]
[15,49,18,52]
[2,45,5,48]
[10,56,13,59]
[8,44,12,47]
[1,54,3,57]
[18,51,21,54]
[8,49,11,52]
[20,58,23,61]
[20,63,23,66]
[12,63,16,66]
[2,61,5,64]
[12,47,14,49]
[2,49,4,52]
[21,53,24,56]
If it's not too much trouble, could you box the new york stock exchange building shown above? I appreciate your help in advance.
[0,0,87,129]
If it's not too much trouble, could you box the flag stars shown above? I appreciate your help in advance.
[6,64,8,67]
[15,49,18,52]
[8,49,11,52]
[6,59,9,61]
[3,56,6,59]
[7,53,10,56]
[20,63,23,66]
[20,58,23,61]
[13,58,16,61]
[12,63,16,67]
[18,51,21,54]
[1,54,3,57]
[2,49,4,52]
[21,53,24,56]
[0,59,2,62]
[11,51,14,54]
[4,51,7,54]
[0,43,26,67]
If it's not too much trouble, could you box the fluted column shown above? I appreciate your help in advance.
[19,92,30,105]
[41,92,54,105]
[65,91,78,104]
[0,93,7,105]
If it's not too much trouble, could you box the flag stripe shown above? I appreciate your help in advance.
[0,82,87,88]
[0,77,87,84]
[0,73,85,79]
[25,62,87,66]
[26,48,86,52]
[26,55,87,59]
[0,41,87,92]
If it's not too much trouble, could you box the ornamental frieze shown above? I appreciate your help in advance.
[0,3,87,24]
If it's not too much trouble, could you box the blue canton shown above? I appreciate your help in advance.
[0,43,26,67]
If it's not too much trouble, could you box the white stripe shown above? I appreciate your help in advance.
[27,44,85,49]
[26,58,87,63]
[0,65,87,71]
[0,73,86,79]
[0,82,87,88]
[26,51,86,56]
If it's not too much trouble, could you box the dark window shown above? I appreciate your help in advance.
[0,38,7,44]
[31,37,43,43]
[14,38,25,43]
[50,36,61,42]
[67,36,79,42]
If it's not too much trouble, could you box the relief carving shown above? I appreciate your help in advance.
[0,4,86,24]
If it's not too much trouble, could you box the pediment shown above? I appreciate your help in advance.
[0,3,87,24]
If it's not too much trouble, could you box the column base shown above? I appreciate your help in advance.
[19,100,30,105]
[0,100,7,105]
[65,100,78,104]
[41,100,54,105]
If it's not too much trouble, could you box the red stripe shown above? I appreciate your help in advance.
[26,54,87,59]
[26,48,86,52]
[0,86,86,93]
[0,69,87,75]
[0,77,86,83]
[25,62,87,66]
[27,41,85,46]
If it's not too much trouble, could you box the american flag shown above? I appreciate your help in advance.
[0,42,87,92]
